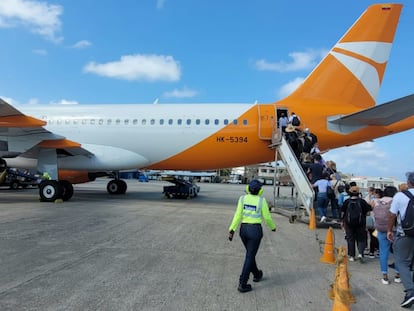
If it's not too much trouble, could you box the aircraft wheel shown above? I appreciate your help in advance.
[39,180,63,202]
[59,180,74,201]
[107,180,127,194]
[118,180,127,194]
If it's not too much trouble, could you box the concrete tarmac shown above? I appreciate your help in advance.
[0,180,406,310]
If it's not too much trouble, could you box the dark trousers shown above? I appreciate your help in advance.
[394,235,414,295]
[239,224,263,284]
[367,228,379,254]
[345,225,367,257]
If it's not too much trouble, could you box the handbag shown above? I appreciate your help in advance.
[327,183,335,199]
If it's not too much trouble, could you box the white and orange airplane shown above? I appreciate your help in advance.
[1,3,413,201]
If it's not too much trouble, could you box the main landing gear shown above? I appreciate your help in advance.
[106,179,127,194]
[38,178,127,202]
[39,180,74,202]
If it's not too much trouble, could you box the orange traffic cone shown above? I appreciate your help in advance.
[331,246,355,310]
[320,227,336,264]
[309,208,316,230]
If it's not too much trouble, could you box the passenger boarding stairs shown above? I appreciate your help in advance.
[268,130,315,220]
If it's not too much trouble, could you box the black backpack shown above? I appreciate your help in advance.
[346,198,363,226]
[291,116,300,126]
[401,191,414,236]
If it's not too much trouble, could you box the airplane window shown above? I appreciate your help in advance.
[90,119,95,125]
[133,119,138,125]
[115,119,120,125]
[99,119,103,125]
[196,119,200,125]
[168,119,173,125]
[65,119,70,124]
[224,119,229,125]
[233,119,238,125]
[186,119,191,125]
[48,119,53,124]
[73,119,78,125]
[142,119,146,125]
[107,119,112,125]
[150,119,155,125]
[214,119,219,125]
[205,119,210,125]
[81,119,86,125]
[160,119,164,125]
[124,119,129,125]
[178,119,182,125]
[57,119,62,125]
[243,119,248,125]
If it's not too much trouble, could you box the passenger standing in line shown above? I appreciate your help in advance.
[366,189,382,258]
[387,172,414,308]
[278,112,289,133]
[313,172,332,222]
[341,186,372,262]
[373,186,400,285]
[228,180,276,293]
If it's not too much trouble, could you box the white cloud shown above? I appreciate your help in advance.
[0,0,63,43]
[255,49,327,72]
[156,0,166,9]
[32,48,47,55]
[71,40,91,49]
[163,87,198,98]
[83,54,181,82]
[323,142,390,177]
[50,99,79,105]
[277,77,304,98]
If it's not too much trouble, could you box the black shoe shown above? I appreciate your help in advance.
[401,293,414,308]
[388,262,395,269]
[253,270,263,282]
[237,283,252,293]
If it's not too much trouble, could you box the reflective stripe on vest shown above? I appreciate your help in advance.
[242,195,263,219]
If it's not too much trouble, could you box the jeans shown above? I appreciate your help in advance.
[377,231,399,274]
[239,224,263,284]
[316,192,329,218]
[393,235,414,295]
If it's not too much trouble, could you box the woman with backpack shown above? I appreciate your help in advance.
[341,186,372,262]
[373,186,401,285]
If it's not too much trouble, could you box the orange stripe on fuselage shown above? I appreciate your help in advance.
[147,105,275,170]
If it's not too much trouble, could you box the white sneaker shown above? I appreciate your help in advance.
[348,256,355,262]
[321,216,327,223]
[382,278,390,285]
[357,254,364,263]
[395,276,402,283]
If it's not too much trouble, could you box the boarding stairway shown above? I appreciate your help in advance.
[268,130,315,222]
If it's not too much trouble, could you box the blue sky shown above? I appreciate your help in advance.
[0,0,413,181]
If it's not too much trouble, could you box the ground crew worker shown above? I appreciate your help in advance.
[228,179,276,292]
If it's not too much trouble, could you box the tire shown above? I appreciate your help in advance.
[107,180,127,194]
[39,180,63,202]
[59,180,74,201]
[10,180,19,190]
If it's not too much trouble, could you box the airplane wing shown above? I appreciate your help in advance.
[327,94,414,134]
[0,98,93,158]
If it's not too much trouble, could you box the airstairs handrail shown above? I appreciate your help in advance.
[272,135,315,216]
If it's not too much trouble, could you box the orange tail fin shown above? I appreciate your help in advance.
[280,4,403,109]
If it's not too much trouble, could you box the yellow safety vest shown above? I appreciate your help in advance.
[229,194,276,231]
